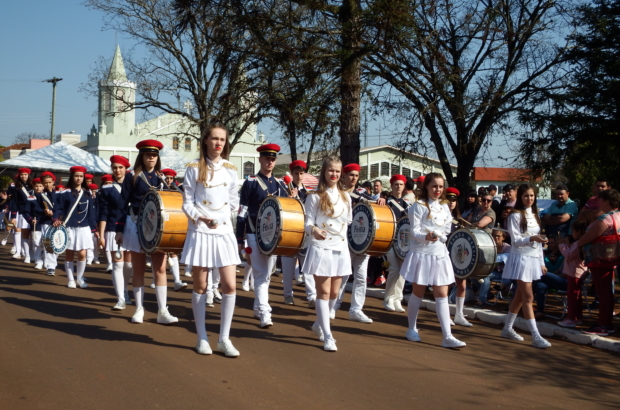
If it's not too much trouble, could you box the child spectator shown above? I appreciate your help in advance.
[557,220,588,327]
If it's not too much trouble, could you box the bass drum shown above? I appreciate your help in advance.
[138,190,188,254]
[43,225,68,254]
[447,228,497,279]
[393,216,411,260]
[256,196,307,256]
[348,202,396,257]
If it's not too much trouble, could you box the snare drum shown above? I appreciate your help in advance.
[43,225,68,254]
[393,216,410,260]
[256,196,307,256]
[348,203,396,257]
[447,228,497,279]
[138,190,188,253]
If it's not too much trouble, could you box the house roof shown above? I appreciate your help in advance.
[471,167,534,182]
[0,143,28,154]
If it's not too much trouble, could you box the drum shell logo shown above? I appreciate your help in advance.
[138,191,163,253]
[394,216,410,260]
[257,198,281,254]
[348,204,374,254]
[447,230,478,278]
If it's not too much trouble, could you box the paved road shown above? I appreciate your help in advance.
[0,251,618,409]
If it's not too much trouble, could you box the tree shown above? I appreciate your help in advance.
[518,0,620,201]
[366,0,571,193]
[83,0,266,146]
[12,132,48,145]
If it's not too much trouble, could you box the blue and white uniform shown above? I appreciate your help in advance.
[53,188,97,251]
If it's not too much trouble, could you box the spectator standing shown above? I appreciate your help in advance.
[578,178,611,223]
[467,191,496,233]
[496,184,517,227]
[543,184,578,238]
[557,220,588,328]
[403,178,416,204]
[461,190,478,219]
[371,180,383,200]
[362,181,373,195]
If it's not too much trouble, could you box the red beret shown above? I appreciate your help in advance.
[283,175,292,184]
[446,187,460,198]
[161,168,177,177]
[40,171,56,182]
[110,155,131,168]
[414,175,426,183]
[136,139,164,153]
[85,174,94,180]
[390,174,407,185]
[101,174,113,182]
[88,183,99,190]
[32,178,41,184]
[70,166,87,174]
[289,160,307,171]
[55,185,65,191]
[257,143,280,157]
[343,163,361,173]
[18,168,31,175]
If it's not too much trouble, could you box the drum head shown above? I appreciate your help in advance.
[138,190,163,253]
[348,202,376,255]
[394,216,410,260]
[49,225,68,254]
[447,228,481,279]
[256,197,282,255]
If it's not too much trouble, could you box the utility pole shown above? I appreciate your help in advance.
[44,77,63,144]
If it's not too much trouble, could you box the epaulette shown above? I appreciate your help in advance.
[247,176,257,181]
[61,189,71,193]
[185,161,199,168]
[101,185,113,189]
[223,162,237,171]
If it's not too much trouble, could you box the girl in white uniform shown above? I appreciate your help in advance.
[399,172,466,348]
[302,156,352,352]
[181,125,241,357]
[500,184,551,348]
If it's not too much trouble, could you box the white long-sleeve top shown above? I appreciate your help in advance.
[409,198,452,256]
[304,187,352,250]
[507,208,544,264]
[182,158,239,235]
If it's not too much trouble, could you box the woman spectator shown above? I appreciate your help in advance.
[461,190,478,219]
[533,235,566,319]
[577,189,620,336]
[557,220,588,328]
[466,190,496,233]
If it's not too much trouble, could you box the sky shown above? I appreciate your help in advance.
[0,1,511,167]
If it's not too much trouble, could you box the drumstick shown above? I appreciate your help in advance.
[457,217,476,229]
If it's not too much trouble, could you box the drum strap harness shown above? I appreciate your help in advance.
[41,192,53,209]
[62,190,84,227]
[113,181,122,194]
[388,198,406,213]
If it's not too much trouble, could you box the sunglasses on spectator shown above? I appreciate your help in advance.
[481,199,493,202]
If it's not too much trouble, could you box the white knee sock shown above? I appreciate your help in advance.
[243,262,252,284]
[220,293,236,342]
[169,256,181,283]
[86,248,93,263]
[105,251,112,265]
[76,261,86,281]
[328,298,337,312]
[504,312,518,330]
[316,299,332,339]
[65,261,75,282]
[408,295,423,330]
[134,286,144,309]
[192,292,208,341]
[22,239,30,260]
[456,296,465,317]
[435,297,452,339]
[526,318,541,339]
[155,286,167,311]
[13,231,21,254]
[123,262,132,285]
[112,262,125,301]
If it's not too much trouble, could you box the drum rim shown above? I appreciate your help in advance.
[348,202,397,255]
[138,189,165,254]
[256,195,308,256]
[394,215,410,259]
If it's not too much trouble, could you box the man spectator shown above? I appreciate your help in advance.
[578,178,611,223]
[489,184,502,216]
[372,179,383,200]
[496,184,517,227]
[403,178,416,204]
[543,184,578,238]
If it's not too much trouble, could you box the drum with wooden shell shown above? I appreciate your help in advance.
[348,202,396,257]
[138,190,188,254]
[256,196,307,256]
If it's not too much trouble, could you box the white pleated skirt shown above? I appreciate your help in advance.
[66,226,94,251]
[502,253,543,283]
[16,213,29,229]
[104,231,126,252]
[181,230,240,268]
[399,251,455,286]
[302,245,352,277]
[122,217,142,253]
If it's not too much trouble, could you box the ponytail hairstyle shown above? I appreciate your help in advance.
[311,156,348,217]
[198,124,231,183]
[511,183,541,233]
[416,172,448,218]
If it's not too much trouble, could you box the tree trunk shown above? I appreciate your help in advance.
[338,0,362,166]
[287,119,297,162]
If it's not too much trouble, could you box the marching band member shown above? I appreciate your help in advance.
[333,163,386,323]
[161,168,188,292]
[236,143,288,328]
[117,140,177,324]
[99,174,114,272]
[85,173,94,186]
[99,156,133,310]
[383,174,409,313]
[303,156,352,351]
[281,160,309,305]
[39,172,58,276]
[500,184,552,348]
[10,168,34,262]
[87,183,101,265]
[52,166,97,289]
[399,172,466,348]
[182,125,241,356]
[23,178,45,270]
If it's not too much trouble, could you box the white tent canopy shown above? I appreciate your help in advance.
[159,146,195,178]
[0,141,111,174]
